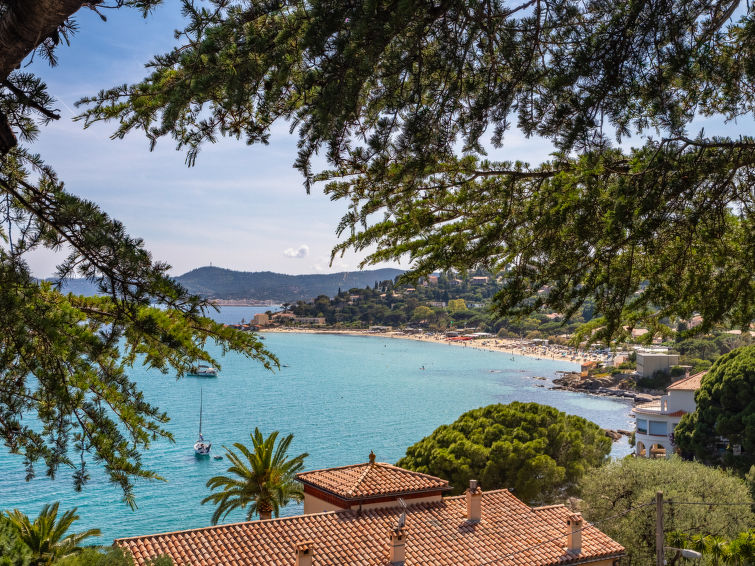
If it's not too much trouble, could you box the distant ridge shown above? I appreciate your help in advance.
[48,266,405,301]
[175,266,405,301]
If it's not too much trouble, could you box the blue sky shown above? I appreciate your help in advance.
[24,1,749,277]
[24,0,560,277]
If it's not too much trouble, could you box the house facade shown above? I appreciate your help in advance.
[632,371,706,458]
[117,454,624,566]
[636,350,680,377]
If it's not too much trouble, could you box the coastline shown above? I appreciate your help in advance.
[260,327,604,366]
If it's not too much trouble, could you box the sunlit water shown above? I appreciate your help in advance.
[0,307,633,542]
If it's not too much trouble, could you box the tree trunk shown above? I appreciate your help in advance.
[0,0,87,153]
[258,501,273,521]
[0,0,87,80]
[258,509,272,520]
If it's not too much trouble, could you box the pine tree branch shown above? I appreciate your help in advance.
[2,79,61,121]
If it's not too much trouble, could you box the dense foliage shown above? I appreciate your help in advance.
[396,402,611,504]
[288,273,595,337]
[55,548,138,566]
[676,345,755,473]
[202,429,307,523]
[0,515,29,566]
[668,529,755,565]
[0,506,169,566]
[78,0,755,341]
[0,1,277,502]
[579,457,754,566]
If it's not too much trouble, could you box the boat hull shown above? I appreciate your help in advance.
[194,441,211,457]
[188,365,218,377]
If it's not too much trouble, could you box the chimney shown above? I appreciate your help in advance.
[295,541,314,566]
[389,528,407,565]
[466,479,482,522]
[566,513,583,554]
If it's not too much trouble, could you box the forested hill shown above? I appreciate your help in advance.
[174,266,405,301]
[49,267,405,301]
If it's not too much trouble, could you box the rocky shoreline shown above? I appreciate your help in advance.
[604,428,634,441]
[551,371,658,403]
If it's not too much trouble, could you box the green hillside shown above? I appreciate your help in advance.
[174,266,405,301]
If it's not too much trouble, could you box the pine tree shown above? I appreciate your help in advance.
[75,0,755,342]
[0,0,277,504]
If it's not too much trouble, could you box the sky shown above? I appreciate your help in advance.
[22,0,560,278]
[22,1,750,277]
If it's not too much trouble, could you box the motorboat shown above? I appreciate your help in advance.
[189,363,218,377]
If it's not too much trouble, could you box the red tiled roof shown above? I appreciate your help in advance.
[667,371,707,391]
[117,490,624,566]
[296,461,450,499]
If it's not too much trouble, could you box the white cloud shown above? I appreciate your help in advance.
[283,244,309,258]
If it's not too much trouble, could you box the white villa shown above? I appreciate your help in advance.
[631,371,706,458]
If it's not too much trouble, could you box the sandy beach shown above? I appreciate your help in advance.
[261,328,606,366]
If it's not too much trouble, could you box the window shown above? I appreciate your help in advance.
[649,421,668,435]
[637,419,648,434]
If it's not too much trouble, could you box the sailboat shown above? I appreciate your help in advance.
[194,388,211,457]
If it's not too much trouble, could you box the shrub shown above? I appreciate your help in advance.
[397,402,611,504]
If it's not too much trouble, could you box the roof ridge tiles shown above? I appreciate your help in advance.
[296,462,371,476]
[346,462,375,497]
[377,461,451,480]
[116,497,454,544]
[115,510,348,543]
[529,504,567,511]
[296,461,450,499]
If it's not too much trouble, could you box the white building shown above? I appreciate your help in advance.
[636,350,680,377]
[632,371,706,458]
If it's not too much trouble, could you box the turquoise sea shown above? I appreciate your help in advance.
[0,307,633,542]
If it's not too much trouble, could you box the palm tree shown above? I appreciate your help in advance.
[5,503,101,566]
[202,428,308,524]
[707,536,731,565]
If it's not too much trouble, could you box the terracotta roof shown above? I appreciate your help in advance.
[631,403,688,418]
[667,371,707,391]
[117,490,624,566]
[296,461,450,499]
[664,410,688,417]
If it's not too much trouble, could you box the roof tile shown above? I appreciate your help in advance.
[667,371,708,391]
[117,490,624,566]
[296,461,450,499]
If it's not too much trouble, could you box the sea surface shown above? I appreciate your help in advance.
[0,307,634,542]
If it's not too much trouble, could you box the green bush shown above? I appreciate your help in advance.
[0,516,29,566]
[56,548,133,566]
[397,402,611,504]
[636,369,674,390]
[56,548,172,566]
